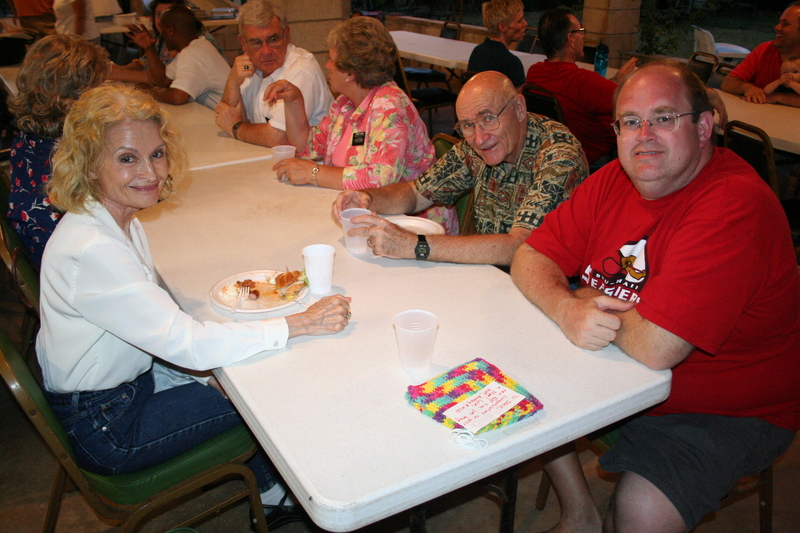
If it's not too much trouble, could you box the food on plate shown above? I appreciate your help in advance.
[219,270,308,310]
[274,270,306,299]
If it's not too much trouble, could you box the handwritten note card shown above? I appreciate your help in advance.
[442,381,525,434]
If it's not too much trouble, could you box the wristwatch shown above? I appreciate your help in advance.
[414,234,430,261]
[231,121,245,140]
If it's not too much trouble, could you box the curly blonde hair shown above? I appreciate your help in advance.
[482,0,524,37]
[327,16,396,89]
[9,34,110,139]
[48,83,187,215]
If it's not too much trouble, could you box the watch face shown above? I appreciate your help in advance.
[415,235,430,260]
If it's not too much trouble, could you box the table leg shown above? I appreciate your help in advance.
[483,465,519,533]
[409,505,427,533]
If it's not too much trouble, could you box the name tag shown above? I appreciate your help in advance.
[352,132,365,146]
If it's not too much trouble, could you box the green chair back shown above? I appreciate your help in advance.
[0,327,268,532]
[431,133,476,236]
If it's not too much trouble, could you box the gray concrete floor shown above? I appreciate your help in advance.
[1,104,799,532]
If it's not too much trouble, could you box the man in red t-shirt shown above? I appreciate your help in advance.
[512,61,800,532]
[721,2,800,106]
[525,8,636,165]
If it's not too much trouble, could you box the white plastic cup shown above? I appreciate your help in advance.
[339,208,372,254]
[302,244,335,294]
[393,310,439,374]
[271,145,296,164]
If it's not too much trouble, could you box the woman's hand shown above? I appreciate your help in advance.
[263,79,303,106]
[285,295,352,337]
[274,158,316,185]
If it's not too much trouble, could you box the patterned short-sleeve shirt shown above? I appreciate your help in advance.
[415,114,588,235]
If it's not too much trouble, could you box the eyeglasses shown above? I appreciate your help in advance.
[612,112,698,136]
[455,97,516,138]
[245,30,286,51]
[570,27,586,35]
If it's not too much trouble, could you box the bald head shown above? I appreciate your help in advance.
[457,71,517,114]
[455,71,528,166]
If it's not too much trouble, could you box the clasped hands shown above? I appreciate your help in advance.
[556,287,636,351]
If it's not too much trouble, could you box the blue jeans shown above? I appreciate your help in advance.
[45,370,276,491]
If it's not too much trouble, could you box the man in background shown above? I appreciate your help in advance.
[332,71,587,267]
[140,5,230,109]
[526,8,636,165]
[215,0,332,147]
[721,1,800,106]
[7,0,55,37]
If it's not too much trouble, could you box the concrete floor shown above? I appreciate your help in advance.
[2,105,799,532]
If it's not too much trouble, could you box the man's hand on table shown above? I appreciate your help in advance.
[554,292,636,351]
[215,101,247,135]
[349,215,417,259]
[331,190,373,224]
[742,84,768,103]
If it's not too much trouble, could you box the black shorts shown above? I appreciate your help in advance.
[598,413,795,530]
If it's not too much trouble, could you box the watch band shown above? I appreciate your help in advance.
[415,234,430,261]
[231,121,245,140]
[311,164,320,186]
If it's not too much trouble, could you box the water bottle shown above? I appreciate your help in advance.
[594,40,609,78]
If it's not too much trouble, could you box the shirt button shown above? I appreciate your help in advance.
[273,341,279,347]
[101,426,108,432]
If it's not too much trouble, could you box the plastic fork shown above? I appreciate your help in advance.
[230,285,249,313]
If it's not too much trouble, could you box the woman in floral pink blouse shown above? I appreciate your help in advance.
[264,16,457,234]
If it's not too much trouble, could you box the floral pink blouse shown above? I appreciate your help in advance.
[300,82,458,234]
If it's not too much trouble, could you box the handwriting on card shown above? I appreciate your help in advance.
[442,381,525,434]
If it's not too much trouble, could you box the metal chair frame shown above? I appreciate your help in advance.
[0,329,268,533]
[395,51,458,132]
[521,83,567,126]
[687,51,719,85]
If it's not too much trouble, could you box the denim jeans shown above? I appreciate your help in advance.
[45,370,276,491]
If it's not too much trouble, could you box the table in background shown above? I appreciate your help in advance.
[97,15,238,34]
[138,159,671,532]
[391,30,598,80]
[162,102,273,170]
[717,91,800,155]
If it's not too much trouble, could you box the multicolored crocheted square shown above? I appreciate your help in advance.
[405,358,543,434]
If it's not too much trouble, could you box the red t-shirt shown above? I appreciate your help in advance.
[526,148,800,431]
[14,0,54,17]
[526,61,616,165]
[728,41,783,89]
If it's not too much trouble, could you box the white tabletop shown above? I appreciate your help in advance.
[717,90,800,154]
[0,65,19,97]
[390,30,592,78]
[97,15,238,34]
[138,159,671,532]
[162,102,273,171]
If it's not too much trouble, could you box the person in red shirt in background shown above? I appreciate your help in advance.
[721,1,800,107]
[525,8,636,166]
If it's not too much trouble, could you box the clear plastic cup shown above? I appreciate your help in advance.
[271,145,296,164]
[339,208,372,254]
[302,244,335,294]
[393,310,439,374]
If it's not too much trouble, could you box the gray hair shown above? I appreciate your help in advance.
[238,0,287,34]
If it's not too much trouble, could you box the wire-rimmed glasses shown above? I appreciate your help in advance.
[455,97,516,138]
[612,112,698,136]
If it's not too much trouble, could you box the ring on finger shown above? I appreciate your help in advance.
[345,311,351,319]
[367,238,373,247]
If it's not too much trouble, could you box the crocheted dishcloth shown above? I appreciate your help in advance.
[405,357,543,434]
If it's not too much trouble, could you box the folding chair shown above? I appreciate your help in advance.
[687,52,719,85]
[521,83,567,125]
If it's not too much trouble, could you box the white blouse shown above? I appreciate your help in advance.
[37,201,289,394]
